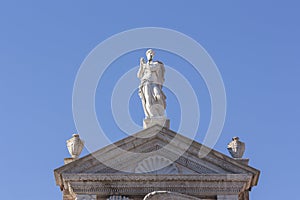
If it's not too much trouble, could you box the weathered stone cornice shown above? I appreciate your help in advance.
[62,173,252,182]
[61,173,253,197]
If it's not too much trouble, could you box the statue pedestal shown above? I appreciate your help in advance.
[143,117,170,129]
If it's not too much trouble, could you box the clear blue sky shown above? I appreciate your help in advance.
[1,0,299,199]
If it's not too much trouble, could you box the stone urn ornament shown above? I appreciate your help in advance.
[66,134,84,159]
[227,137,245,159]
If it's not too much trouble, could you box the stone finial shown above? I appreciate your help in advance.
[66,134,84,159]
[227,137,245,159]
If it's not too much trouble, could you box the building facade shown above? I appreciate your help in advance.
[54,125,260,200]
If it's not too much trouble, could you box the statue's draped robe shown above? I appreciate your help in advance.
[138,61,166,118]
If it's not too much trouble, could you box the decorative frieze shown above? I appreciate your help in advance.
[107,195,129,200]
[67,175,247,196]
[217,195,238,200]
[75,194,96,200]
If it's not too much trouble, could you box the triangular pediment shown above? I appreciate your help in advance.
[54,125,259,188]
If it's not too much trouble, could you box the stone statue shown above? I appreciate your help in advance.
[137,49,166,119]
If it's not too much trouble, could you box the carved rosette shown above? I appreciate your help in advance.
[67,134,84,159]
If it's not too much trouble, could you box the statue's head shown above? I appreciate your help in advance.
[146,49,155,61]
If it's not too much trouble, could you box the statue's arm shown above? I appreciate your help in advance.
[137,57,145,79]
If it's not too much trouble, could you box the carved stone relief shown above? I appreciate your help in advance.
[135,155,178,174]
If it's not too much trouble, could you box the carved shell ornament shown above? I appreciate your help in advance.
[135,156,178,174]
